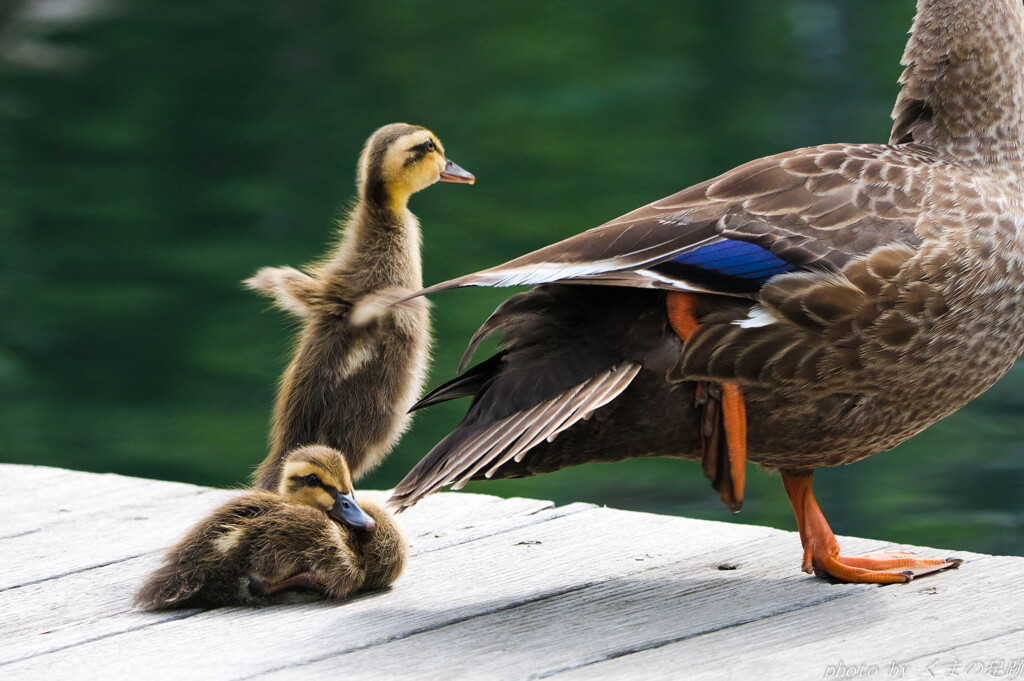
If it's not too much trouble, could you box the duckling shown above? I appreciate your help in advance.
[246,123,474,489]
[135,445,408,610]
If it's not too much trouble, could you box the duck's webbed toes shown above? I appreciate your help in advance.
[813,550,962,584]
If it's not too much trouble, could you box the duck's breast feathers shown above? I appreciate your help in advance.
[420,144,938,297]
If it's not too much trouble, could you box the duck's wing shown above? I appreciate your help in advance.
[390,144,937,510]
[392,286,678,509]
[419,143,929,298]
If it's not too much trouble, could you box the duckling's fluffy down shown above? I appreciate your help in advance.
[135,494,406,611]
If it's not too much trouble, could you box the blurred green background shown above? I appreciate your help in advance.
[2,0,1022,556]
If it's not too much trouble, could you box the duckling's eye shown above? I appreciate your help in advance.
[423,139,436,152]
[304,473,321,487]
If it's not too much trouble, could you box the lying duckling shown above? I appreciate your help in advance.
[135,445,407,610]
[246,123,474,489]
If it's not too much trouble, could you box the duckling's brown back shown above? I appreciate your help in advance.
[134,491,282,610]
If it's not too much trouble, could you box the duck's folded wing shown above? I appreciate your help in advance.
[419,143,927,297]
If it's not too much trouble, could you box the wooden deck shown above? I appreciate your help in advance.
[2,463,1022,680]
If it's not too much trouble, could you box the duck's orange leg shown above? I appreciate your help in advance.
[781,471,962,583]
[666,292,746,510]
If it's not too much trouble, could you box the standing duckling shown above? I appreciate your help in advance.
[135,445,407,610]
[246,123,474,489]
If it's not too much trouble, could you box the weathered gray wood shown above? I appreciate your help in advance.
[0,466,588,667]
[0,485,234,589]
[545,554,1024,681]
[0,488,773,678]
[0,463,1020,681]
[0,465,215,539]
[901,629,1024,680]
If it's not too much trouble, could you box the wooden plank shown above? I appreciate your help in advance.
[902,629,1024,680]
[0,468,588,666]
[0,465,209,539]
[254,532,877,681]
[0,464,565,590]
[543,554,1024,681]
[3,464,1019,681]
[251,535,989,681]
[0,507,779,680]
[0,487,234,590]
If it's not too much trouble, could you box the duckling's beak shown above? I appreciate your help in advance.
[439,159,475,184]
[330,491,377,533]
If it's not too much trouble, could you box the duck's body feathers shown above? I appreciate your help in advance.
[418,144,942,301]
[391,140,1024,509]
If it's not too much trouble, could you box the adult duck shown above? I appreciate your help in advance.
[390,0,1024,584]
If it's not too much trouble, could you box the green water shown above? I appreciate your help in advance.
[2,0,1022,557]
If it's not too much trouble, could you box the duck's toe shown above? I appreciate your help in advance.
[812,550,962,584]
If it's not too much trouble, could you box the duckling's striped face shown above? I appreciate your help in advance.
[359,123,474,209]
[279,446,376,532]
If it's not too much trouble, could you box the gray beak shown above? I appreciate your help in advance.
[329,491,377,533]
[439,159,475,184]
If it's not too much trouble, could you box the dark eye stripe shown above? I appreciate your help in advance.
[288,474,323,488]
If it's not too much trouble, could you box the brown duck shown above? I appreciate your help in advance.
[246,124,474,489]
[390,0,1024,584]
[136,445,407,610]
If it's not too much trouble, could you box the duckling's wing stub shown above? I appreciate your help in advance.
[415,144,925,299]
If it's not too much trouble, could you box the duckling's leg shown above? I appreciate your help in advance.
[666,292,747,511]
[249,572,324,597]
[781,471,962,583]
[244,266,321,318]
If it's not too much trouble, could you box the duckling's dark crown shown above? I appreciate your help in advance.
[359,124,432,206]
[283,446,350,479]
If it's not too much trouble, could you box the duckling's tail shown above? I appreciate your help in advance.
[134,565,205,611]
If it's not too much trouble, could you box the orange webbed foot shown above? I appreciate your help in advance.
[809,549,962,584]
[782,471,963,584]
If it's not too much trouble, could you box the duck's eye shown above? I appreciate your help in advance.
[423,139,436,152]
[304,473,321,486]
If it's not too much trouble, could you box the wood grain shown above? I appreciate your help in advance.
[0,464,1019,681]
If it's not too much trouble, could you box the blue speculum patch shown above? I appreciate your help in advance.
[669,239,795,282]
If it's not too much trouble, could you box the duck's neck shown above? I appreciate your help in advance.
[891,0,1024,177]
[322,193,423,293]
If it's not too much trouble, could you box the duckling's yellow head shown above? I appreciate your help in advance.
[279,445,377,532]
[357,123,474,211]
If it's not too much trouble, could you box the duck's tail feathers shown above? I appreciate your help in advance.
[390,362,640,511]
[410,353,506,412]
[389,285,673,511]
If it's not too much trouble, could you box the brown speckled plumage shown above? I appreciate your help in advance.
[246,124,473,489]
[135,446,407,610]
[391,0,1024,515]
